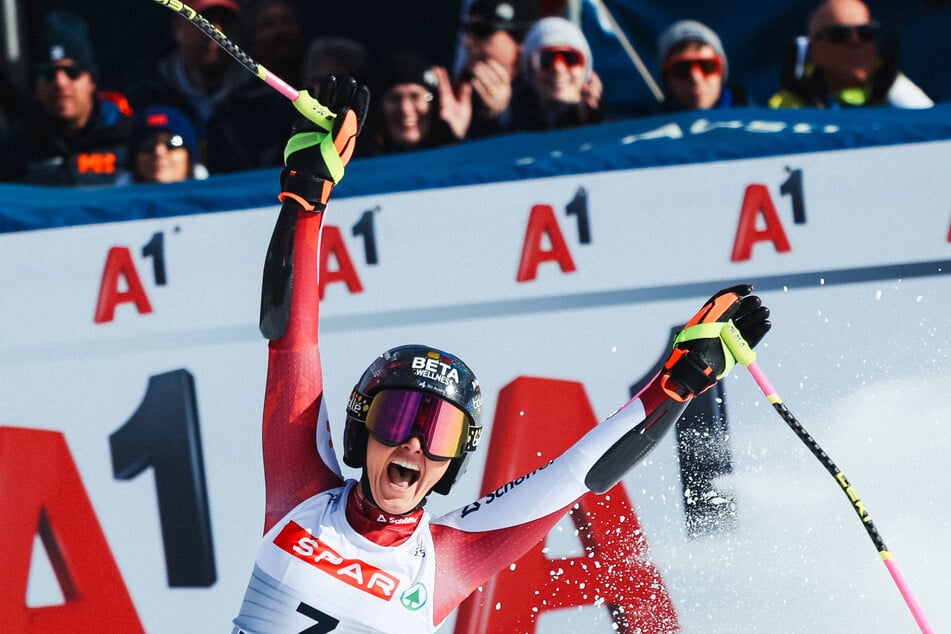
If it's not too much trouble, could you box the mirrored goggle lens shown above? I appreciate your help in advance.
[536,48,584,71]
[365,389,469,460]
[665,57,723,79]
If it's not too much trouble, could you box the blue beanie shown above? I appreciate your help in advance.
[32,11,99,81]
[132,106,199,158]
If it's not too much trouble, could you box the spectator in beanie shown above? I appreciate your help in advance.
[121,105,207,184]
[360,53,459,156]
[656,20,747,112]
[509,16,603,131]
[0,10,132,186]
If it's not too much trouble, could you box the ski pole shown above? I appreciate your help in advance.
[150,0,332,125]
[586,0,664,102]
[720,322,934,634]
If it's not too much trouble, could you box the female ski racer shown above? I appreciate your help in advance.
[232,76,771,633]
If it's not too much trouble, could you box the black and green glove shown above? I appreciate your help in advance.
[279,75,370,210]
[661,285,771,402]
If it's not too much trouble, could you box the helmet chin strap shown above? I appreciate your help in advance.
[359,468,429,513]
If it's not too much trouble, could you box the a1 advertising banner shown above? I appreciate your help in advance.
[0,110,949,632]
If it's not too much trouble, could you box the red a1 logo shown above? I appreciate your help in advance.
[454,377,678,633]
[731,184,792,262]
[0,426,144,632]
[517,188,591,282]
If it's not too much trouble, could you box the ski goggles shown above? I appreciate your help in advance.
[365,389,470,460]
[533,47,585,72]
[663,55,724,79]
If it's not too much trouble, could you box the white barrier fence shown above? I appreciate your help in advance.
[1,135,949,632]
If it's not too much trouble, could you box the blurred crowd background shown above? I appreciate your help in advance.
[1,0,949,187]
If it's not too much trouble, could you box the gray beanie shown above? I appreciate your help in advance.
[520,17,593,81]
[657,19,728,81]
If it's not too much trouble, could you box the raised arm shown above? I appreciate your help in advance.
[430,286,770,620]
[258,76,369,533]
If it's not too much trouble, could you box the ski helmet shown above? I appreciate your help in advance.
[344,344,483,496]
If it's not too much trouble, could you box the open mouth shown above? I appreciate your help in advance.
[387,459,421,488]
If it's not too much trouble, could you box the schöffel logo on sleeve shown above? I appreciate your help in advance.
[274,521,400,600]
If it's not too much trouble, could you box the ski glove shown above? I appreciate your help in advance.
[280,75,370,210]
[661,285,771,402]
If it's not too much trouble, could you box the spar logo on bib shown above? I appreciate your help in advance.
[400,582,428,611]
[275,521,400,600]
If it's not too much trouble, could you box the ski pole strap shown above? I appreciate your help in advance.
[671,322,736,379]
[283,131,345,184]
[277,191,317,212]
[278,172,334,208]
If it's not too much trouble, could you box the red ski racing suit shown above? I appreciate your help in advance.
[231,200,751,632]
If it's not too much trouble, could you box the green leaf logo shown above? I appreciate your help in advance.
[400,582,428,611]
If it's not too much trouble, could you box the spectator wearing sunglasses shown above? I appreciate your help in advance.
[0,11,132,186]
[769,0,932,109]
[656,20,747,112]
[441,0,541,139]
[121,105,207,184]
[509,17,604,131]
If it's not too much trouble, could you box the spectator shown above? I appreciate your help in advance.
[121,105,207,185]
[205,1,306,173]
[444,0,541,139]
[509,16,603,131]
[129,0,247,150]
[769,0,933,109]
[360,53,458,156]
[302,37,371,97]
[656,20,746,112]
[249,0,305,89]
[0,11,132,186]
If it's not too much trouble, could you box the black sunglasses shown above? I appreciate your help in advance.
[35,63,86,82]
[136,134,186,154]
[463,20,500,39]
[813,21,880,44]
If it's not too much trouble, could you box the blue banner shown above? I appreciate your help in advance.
[3,104,951,234]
